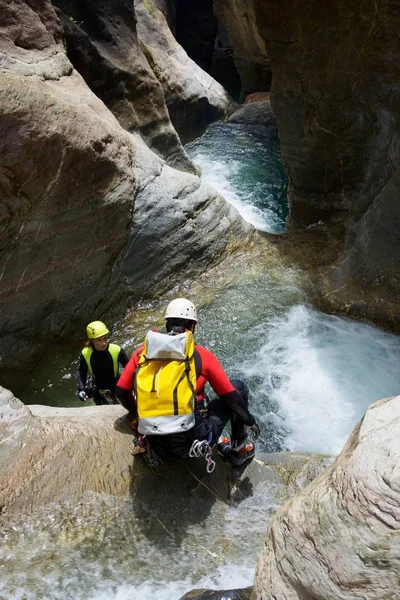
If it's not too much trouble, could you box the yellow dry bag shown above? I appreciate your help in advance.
[134,330,197,435]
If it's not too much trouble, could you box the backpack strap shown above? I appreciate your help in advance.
[194,349,202,380]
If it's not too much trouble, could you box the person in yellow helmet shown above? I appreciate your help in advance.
[77,320,129,405]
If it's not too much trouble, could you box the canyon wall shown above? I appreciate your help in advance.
[216,0,400,327]
[0,0,250,378]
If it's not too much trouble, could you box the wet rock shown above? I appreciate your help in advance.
[215,0,400,329]
[135,0,235,144]
[228,101,276,128]
[179,587,253,600]
[253,395,400,600]
[214,1,272,102]
[52,0,195,173]
[0,384,330,522]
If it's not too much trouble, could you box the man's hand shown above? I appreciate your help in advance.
[249,423,260,439]
[78,391,89,402]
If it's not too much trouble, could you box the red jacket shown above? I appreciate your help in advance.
[116,342,255,426]
[118,344,236,397]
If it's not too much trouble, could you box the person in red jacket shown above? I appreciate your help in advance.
[116,298,259,466]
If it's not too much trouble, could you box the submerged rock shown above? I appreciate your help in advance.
[253,395,400,600]
[179,587,253,600]
[228,101,276,128]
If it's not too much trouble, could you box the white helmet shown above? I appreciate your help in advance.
[165,298,198,323]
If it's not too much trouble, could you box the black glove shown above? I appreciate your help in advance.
[249,422,260,439]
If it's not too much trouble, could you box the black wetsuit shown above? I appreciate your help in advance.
[77,345,129,405]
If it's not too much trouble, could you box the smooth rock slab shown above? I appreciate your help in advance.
[253,395,400,600]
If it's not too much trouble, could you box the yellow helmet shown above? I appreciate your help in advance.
[86,321,109,339]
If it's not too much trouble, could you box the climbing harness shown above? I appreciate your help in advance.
[99,388,112,402]
[131,433,163,475]
[188,431,216,474]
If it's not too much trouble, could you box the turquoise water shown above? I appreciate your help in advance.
[186,122,288,233]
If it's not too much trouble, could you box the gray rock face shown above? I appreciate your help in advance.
[52,0,195,173]
[0,0,251,379]
[253,396,400,600]
[175,0,217,72]
[214,0,272,102]
[135,0,235,143]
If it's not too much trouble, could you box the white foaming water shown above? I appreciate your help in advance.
[243,305,400,456]
[89,564,253,600]
[192,154,279,232]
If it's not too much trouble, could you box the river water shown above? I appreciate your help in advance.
[3,121,400,600]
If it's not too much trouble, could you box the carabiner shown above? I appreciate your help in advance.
[206,456,216,473]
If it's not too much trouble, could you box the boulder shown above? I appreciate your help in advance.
[0,383,330,598]
[0,386,133,513]
[0,385,330,520]
[228,101,276,128]
[244,93,270,105]
[253,395,400,600]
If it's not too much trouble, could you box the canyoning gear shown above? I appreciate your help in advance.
[217,435,232,458]
[98,388,117,404]
[250,423,260,439]
[118,346,253,423]
[116,326,258,468]
[82,344,121,378]
[188,433,216,473]
[164,298,198,323]
[228,439,255,466]
[134,330,197,435]
[131,434,163,474]
[84,376,97,399]
[77,344,129,407]
[86,321,110,339]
